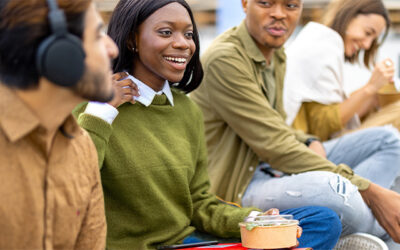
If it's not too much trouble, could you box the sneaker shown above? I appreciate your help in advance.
[333,233,388,250]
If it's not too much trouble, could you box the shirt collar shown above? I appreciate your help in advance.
[127,74,174,107]
[0,83,80,142]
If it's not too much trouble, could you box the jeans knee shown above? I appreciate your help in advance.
[375,125,400,147]
[308,206,342,243]
[328,173,359,206]
[319,207,342,236]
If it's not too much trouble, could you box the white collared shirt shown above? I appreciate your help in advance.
[127,75,174,107]
[84,74,174,125]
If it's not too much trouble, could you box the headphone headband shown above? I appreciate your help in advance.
[46,0,67,35]
[46,0,58,11]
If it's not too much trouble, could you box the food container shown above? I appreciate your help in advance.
[378,83,400,107]
[239,214,299,249]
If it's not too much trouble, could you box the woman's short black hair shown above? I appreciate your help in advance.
[108,0,203,93]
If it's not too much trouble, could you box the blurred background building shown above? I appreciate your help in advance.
[96,0,400,91]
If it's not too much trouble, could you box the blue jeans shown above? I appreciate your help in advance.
[324,126,400,189]
[242,126,400,239]
[184,206,341,250]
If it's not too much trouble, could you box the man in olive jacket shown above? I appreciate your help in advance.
[191,0,400,243]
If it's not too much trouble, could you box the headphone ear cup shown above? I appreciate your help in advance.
[36,34,86,87]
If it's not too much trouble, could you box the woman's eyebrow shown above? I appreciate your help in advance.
[157,20,193,29]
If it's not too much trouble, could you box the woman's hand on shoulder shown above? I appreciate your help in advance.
[108,72,140,108]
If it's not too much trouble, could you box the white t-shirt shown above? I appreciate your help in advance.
[283,22,360,129]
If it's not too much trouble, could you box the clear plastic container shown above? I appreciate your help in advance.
[239,214,299,249]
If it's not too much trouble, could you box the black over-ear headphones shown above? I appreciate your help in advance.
[36,0,86,87]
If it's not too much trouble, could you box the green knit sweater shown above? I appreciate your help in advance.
[74,89,256,250]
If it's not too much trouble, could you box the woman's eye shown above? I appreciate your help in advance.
[287,3,299,9]
[185,32,194,39]
[159,30,172,36]
[258,1,272,7]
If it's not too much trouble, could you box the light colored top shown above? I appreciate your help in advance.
[190,21,370,204]
[74,89,258,250]
[130,75,174,107]
[0,84,106,250]
[284,22,360,131]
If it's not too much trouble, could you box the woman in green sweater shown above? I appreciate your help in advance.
[74,0,341,249]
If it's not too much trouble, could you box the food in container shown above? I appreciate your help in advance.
[378,83,400,107]
[239,214,299,249]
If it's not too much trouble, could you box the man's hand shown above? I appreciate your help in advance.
[360,183,400,242]
[262,208,280,216]
[308,140,327,158]
[108,72,139,108]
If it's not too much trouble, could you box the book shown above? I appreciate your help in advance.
[184,243,312,249]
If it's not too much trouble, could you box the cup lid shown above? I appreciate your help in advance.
[239,214,299,230]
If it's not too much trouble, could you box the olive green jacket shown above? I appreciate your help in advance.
[190,21,370,204]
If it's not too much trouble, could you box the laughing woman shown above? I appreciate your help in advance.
[284,0,397,141]
[74,0,341,249]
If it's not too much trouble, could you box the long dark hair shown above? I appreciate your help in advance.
[322,0,390,68]
[108,0,203,93]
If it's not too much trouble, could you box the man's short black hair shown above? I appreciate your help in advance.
[0,0,91,89]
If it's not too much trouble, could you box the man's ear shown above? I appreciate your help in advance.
[241,0,248,13]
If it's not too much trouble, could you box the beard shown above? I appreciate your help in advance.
[73,66,114,102]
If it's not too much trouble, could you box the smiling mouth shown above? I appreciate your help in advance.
[163,56,189,71]
[163,56,187,65]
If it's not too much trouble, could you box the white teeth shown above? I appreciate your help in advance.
[164,57,187,63]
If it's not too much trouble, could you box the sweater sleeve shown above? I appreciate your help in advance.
[190,108,260,238]
[73,103,113,168]
[203,53,370,191]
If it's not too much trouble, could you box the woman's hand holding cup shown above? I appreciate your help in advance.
[367,58,395,94]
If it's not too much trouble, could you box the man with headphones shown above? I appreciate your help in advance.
[0,0,120,248]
